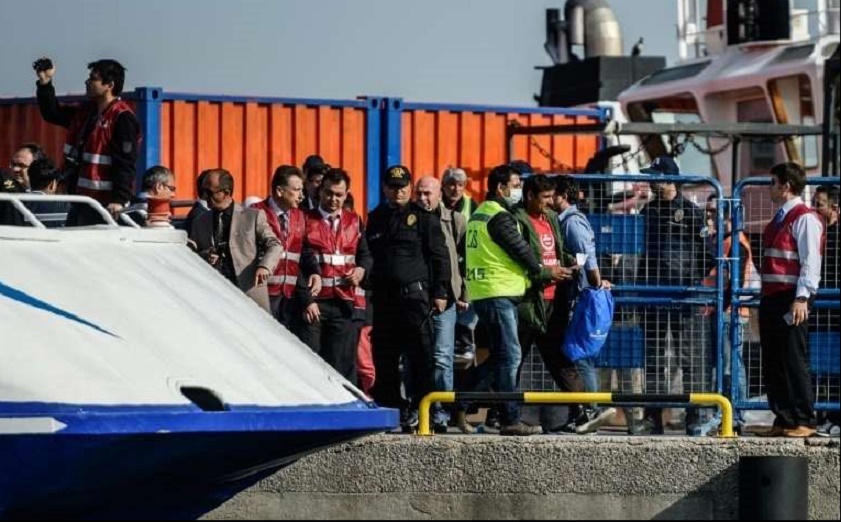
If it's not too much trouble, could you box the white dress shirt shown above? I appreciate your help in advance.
[318,207,340,232]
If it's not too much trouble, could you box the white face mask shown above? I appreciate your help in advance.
[505,187,523,206]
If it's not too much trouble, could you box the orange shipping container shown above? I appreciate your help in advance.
[159,94,381,210]
[392,99,603,199]
[1,90,604,212]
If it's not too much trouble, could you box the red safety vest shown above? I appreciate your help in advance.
[252,199,306,298]
[761,203,824,296]
[63,99,138,204]
[306,209,365,308]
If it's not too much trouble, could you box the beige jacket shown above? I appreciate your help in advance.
[439,205,468,302]
[190,204,283,311]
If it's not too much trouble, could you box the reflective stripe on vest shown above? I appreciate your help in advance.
[317,254,356,266]
[280,252,301,262]
[760,203,814,296]
[77,178,114,191]
[764,248,799,260]
[82,152,112,165]
[465,200,528,301]
[267,275,299,285]
[761,274,800,284]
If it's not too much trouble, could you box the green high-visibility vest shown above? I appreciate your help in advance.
[460,197,474,220]
[465,200,529,301]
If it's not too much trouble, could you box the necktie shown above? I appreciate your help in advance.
[772,208,785,226]
[214,212,225,246]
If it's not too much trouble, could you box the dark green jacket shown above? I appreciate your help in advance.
[512,206,573,332]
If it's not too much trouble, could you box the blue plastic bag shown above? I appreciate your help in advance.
[561,287,615,362]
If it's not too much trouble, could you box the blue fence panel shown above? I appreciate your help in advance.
[588,214,646,255]
[732,176,841,413]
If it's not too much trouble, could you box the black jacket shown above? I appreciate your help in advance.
[366,201,451,300]
[640,194,707,285]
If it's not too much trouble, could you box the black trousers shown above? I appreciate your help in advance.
[759,291,816,428]
[299,299,357,384]
[517,298,583,428]
[517,300,582,393]
[270,294,302,337]
[371,285,435,412]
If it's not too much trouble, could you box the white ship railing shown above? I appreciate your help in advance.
[0,193,140,229]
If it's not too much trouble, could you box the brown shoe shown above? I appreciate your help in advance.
[500,421,543,436]
[783,426,816,438]
[756,426,785,437]
[453,411,475,434]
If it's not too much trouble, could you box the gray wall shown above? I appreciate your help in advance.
[204,435,840,520]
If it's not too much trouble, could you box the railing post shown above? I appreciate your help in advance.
[133,87,163,194]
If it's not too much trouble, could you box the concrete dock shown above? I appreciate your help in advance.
[203,435,839,520]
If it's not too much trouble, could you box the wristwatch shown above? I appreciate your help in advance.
[795,296,808,303]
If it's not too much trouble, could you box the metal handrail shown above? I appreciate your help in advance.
[0,193,125,228]
[417,391,735,438]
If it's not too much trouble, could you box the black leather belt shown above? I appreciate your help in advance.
[400,281,428,296]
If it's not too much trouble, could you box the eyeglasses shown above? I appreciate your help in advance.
[9,161,29,170]
[202,187,227,198]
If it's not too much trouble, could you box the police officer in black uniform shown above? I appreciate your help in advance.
[366,165,451,431]
[635,156,708,435]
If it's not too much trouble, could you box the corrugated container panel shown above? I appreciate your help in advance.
[160,95,372,209]
[0,97,136,172]
[401,104,602,198]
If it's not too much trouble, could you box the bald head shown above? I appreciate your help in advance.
[415,176,441,211]
[202,168,235,210]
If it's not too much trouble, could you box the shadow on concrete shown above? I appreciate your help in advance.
[4,467,282,521]
[651,462,740,520]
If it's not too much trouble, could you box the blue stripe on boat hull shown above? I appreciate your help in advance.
[0,404,399,517]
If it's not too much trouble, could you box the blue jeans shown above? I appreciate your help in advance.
[575,357,598,410]
[432,303,457,424]
[457,304,479,330]
[473,297,523,425]
[575,357,598,392]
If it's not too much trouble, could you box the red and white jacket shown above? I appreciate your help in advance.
[305,209,366,308]
[64,99,137,204]
[761,203,825,296]
[252,199,306,298]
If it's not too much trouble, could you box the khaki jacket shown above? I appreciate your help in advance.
[439,205,468,302]
[190,204,283,311]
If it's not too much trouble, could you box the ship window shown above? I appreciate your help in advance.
[627,96,715,178]
[650,111,715,178]
[773,44,815,64]
[736,98,783,176]
[767,74,818,168]
[640,61,710,86]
